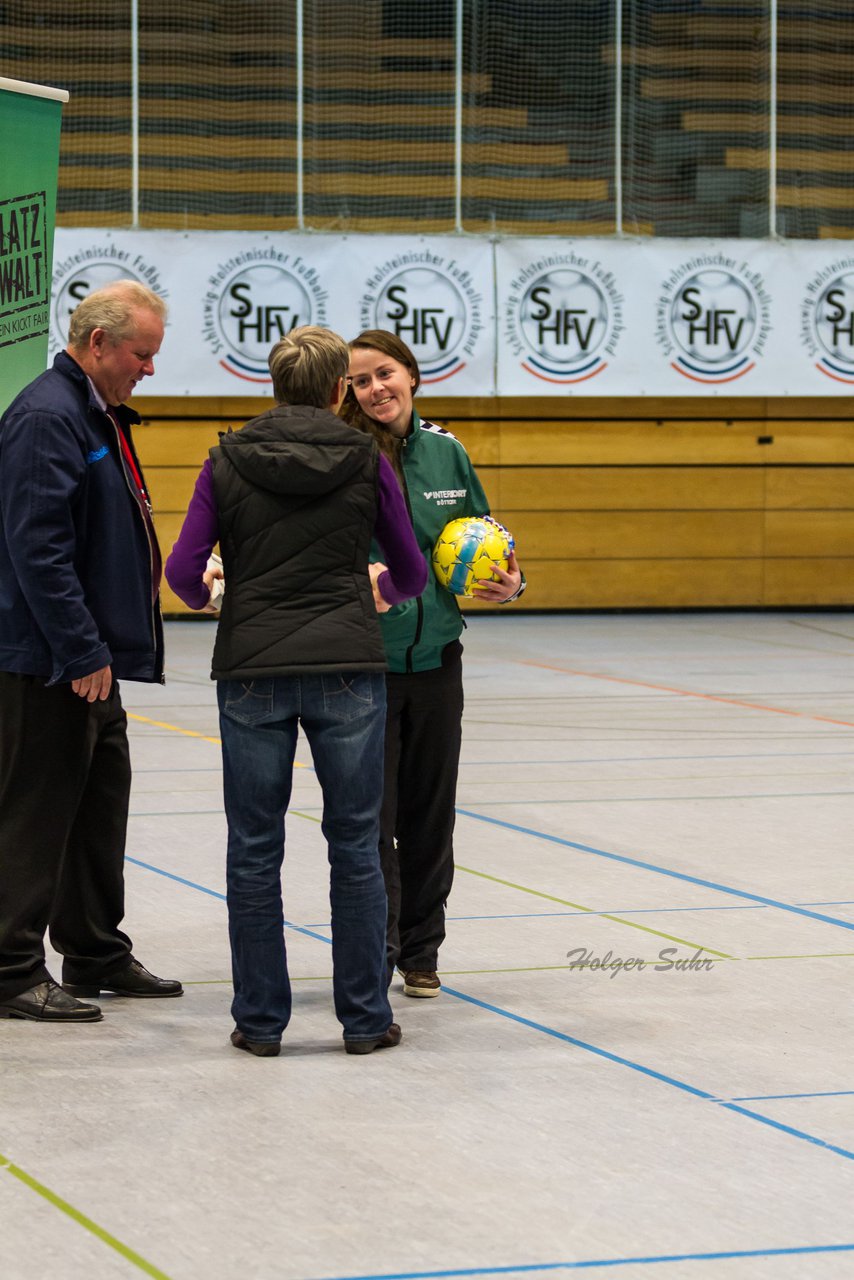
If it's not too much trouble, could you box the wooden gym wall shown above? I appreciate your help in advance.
[132,394,854,615]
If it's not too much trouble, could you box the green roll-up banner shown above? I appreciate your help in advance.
[0,76,69,413]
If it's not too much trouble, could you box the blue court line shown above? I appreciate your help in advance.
[124,857,330,945]
[232,901,854,929]
[444,988,854,1162]
[458,791,854,805]
[315,1242,854,1280]
[125,853,854,1166]
[729,1090,854,1102]
[129,787,854,817]
[456,809,854,934]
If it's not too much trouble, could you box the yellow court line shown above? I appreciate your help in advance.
[127,712,220,744]
[126,713,309,765]
[456,864,734,959]
[745,951,854,961]
[0,1154,173,1280]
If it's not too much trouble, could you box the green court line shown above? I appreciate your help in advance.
[0,1153,173,1280]
[182,975,330,985]
[456,864,733,959]
[745,951,854,961]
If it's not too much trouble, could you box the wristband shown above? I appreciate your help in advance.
[501,571,527,604]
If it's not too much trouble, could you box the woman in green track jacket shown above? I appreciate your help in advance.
[343,330,525,1000]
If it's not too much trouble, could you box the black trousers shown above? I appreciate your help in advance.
[0,673,133,1000]
[380,646,464,974]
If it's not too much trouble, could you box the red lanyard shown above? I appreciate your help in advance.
[117,427,147,501]
[108,408,148,503]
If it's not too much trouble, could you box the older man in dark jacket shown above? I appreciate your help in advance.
[0,280,182,1023]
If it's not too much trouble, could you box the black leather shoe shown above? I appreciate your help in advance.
[0,979,102,1022]
[63,957,183,999]
[344,1022,402,1055]
[230,1029,281,1057]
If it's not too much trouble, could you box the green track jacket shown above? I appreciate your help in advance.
[377,411,489,674]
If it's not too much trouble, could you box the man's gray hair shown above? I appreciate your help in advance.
[268,325,349,408]
[67,280,167,350]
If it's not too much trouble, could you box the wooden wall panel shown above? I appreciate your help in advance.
[491,466,764,511]
[764,559,854,606]
[462,558,765,609]
[136,422,222,465]
[765,510,854,556]
[510,511,764,559]
[766,468,854,509]
[133,395,854,613]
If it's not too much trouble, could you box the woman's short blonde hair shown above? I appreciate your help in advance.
[268,325,349,407]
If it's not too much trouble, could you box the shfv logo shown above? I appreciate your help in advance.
[505,255,624,384]
[202,252,328,383]
[360,257,484,384]
[656,258,771,384]
[801,262,854,384]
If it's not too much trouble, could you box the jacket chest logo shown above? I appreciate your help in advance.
[423,488,467,507]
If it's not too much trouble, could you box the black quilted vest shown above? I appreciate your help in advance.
[209,404,387,679]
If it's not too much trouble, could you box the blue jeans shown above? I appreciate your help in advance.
[217,672,392,1044]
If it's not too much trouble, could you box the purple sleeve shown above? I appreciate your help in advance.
[373,454,428,605]
[164,458,220,610]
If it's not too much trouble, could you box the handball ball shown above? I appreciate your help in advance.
[432,515,514,598]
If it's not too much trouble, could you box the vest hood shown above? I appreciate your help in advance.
[218,404,366,498]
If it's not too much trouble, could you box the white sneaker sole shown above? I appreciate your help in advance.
[403,982,441,998]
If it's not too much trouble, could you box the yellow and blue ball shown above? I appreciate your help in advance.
[432,515,514,598]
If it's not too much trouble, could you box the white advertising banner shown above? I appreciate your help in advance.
[49,230,494,397]
[49,229,854,396]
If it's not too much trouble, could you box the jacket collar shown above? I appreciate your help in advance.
[53,350,141,427]
[402,407,423,452]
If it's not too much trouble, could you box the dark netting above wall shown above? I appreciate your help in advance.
[136,0,297,228]
[1,0,133,224]
[621,0,772,238]
[0,0,299,229]
[300,0,457,232]
[462,0,616,235]
[3,0,852,238]
[776,1,854,239]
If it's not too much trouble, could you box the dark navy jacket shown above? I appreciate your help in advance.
[0,351,164,684]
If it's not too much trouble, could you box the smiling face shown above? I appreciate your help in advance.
[348,347,416,438]
[87,307,164,405]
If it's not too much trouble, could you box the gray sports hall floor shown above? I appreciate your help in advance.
[3,612,854,1280]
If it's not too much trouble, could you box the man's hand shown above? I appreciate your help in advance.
[369,562,392,613]
[71,665,112,702]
